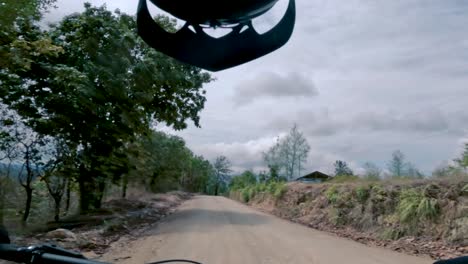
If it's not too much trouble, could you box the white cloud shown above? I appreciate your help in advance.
[232,72,318,106]
[190,136,282,173]
[46,0,468,175]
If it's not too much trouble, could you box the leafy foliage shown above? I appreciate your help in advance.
[230,176,287,202]
[0,4,212,212]
[334,160,354,176]
[325,185,340,204]
[230,171,257,190]
[355,185,370,203]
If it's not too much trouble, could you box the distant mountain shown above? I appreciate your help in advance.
[0,163,26,179]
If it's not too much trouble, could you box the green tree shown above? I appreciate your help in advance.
[0,4,212,212]
[230,170,257,190]
[334,160,353,176]
[0,0,57,70]
[455,143,468,173]
[186,155,214,194]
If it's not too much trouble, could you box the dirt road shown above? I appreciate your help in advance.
[101,196,432,264]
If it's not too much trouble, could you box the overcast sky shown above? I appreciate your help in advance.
[46,0,468,175]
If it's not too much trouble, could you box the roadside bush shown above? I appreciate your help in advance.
[325,185,340,204]
[380,227,405,240]
[234,181,288,203]
[273,183,287,199]
[397,189,439,225]
[370,184,386,202]
[241,188,250,203]
[462,184,468,195]
[328,208,345,226]
[355,185,370,203]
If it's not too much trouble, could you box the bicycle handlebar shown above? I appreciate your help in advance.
[2,242,465,264]
[0,243,204,264]
[0,244,108,264]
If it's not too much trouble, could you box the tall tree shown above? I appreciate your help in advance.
[0,4,212,212]
[213,156,232,195]
[263,124,310,180]
[387,150,407,177]
[185,155,214,193]
[334,160,354,176]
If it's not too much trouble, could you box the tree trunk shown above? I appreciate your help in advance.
[65,179,71,214]
[0,182,4,225]
[78,168,101,213]
[54,197,61,222]
[95,178,106,209]
[121,174,128,198]
[22,187,33,225]
[214,174,219,196]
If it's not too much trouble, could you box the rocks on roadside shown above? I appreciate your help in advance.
[45,229,78,242]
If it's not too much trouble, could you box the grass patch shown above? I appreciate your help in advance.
[462,184,468,196]
[241,188,250,203]
[325,185,340,204]
[380,228,405,240]
[370,184,386,202]
[236,181,288,203]
[273,183,287,199]
[397,189,440,224]
[355,185,370,203]
[328,207,346,225]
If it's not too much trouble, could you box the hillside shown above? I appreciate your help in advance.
[230,178,468,259]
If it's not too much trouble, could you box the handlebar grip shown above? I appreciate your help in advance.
[434,256,468,264]
[0,244,31,263]
[38,253,109,264]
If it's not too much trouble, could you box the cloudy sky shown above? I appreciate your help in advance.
[46,0,468,175]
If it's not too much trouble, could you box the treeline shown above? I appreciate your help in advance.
[229,124,468,192]
[0,1,215,226]
[331,146,468,181]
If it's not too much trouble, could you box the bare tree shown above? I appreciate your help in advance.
[406,162,424,178]
[363,162,381,180]
[387,150,407,177]
[17,136,48,225]
[213,156,232,196]
[1,108,50,225]
[263,124,310,180]
[41,140,75,221]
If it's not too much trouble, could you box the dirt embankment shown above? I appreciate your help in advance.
[231,179,468,259]
[11,191,192,255]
